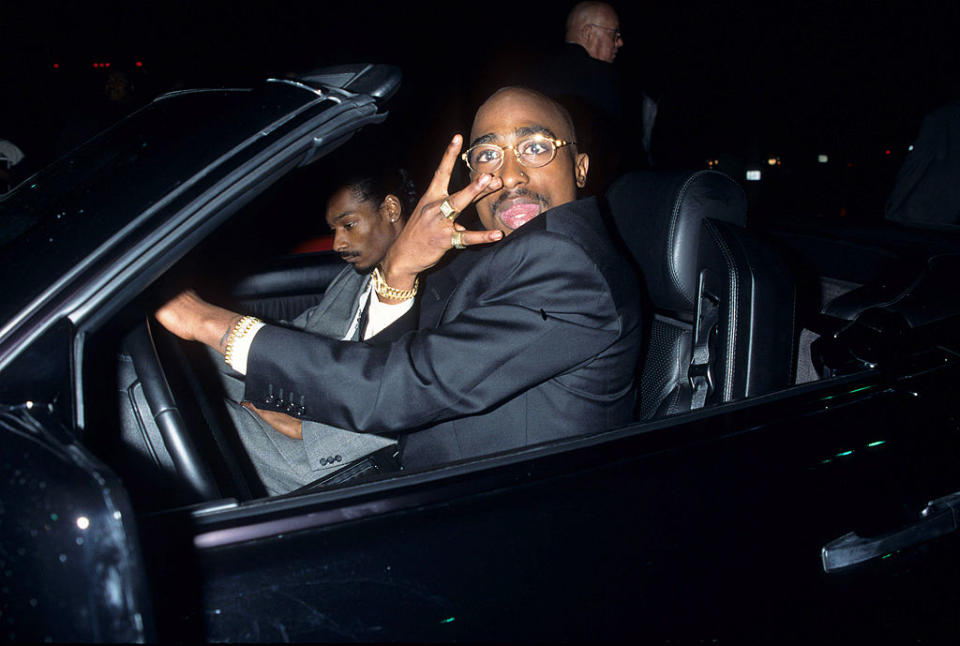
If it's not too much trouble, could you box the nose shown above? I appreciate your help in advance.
[333,229,348,251]
[498,150,528,190]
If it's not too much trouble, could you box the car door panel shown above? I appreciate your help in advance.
[135,359,960,641]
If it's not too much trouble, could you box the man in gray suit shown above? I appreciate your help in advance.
[221,169,416,494]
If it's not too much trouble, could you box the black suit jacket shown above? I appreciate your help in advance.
[245,197,643,469]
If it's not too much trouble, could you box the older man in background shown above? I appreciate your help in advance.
[531,2,640,190]
[566,1,624,63]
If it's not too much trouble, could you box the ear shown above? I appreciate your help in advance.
[575,153,589,189]
[380,194,402,222]
[580,23,593,44]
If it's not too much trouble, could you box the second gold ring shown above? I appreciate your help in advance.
[451,230,466,249]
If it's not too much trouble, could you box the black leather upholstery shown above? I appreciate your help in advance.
[230,252,347,321]
[608,171,747,317]
[607,170,796,419]
[230,254,346,300]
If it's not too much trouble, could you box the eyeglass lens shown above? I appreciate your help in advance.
[467,137,557,173]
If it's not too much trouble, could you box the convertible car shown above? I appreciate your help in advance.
[3,64,960,642]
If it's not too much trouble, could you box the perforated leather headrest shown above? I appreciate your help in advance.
[606,170,747,315]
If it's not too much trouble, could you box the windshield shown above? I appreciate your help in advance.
[0,85,328,327]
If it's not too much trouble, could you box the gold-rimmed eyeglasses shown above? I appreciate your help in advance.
[588,23,622,41]
[461,134,576,174]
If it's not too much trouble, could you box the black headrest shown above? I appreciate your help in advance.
[606,170,747,315]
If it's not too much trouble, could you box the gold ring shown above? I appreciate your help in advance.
[439,199,458,220]
[451,230,466,249]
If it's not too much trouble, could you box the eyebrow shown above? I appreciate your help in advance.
[468,124,560,148]
[329,210,354,224]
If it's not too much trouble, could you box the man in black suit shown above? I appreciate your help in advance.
[157,87,643,471]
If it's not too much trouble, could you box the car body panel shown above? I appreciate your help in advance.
[0,404,153,642]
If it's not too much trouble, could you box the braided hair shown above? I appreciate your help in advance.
[342,166,418,221]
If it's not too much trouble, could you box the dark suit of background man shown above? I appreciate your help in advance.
[156,87,643,473]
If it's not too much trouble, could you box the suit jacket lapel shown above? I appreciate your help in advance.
[294,266,370,338]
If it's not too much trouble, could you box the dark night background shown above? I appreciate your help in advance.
[2,0,958,223]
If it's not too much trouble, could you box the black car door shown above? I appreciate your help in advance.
[140,350,960,642]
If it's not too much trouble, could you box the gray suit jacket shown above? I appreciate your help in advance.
[219,265,395,495]
[245,197,643,470]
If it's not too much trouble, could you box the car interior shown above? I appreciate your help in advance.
[74,122,960,516]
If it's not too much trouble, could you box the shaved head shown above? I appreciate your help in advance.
[473,87,579,147]
[565,2,623,62]
[469,87,589,235]
[566,1,611,33]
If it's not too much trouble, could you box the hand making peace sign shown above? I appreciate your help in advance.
[376,134,504,300]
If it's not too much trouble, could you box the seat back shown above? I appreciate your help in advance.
[607,170,796,419]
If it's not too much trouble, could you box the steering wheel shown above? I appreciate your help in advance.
[123,318,221,502]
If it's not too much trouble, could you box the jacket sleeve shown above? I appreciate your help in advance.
[243,232,622,434]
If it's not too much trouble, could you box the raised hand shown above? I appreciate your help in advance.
[379,135,503,295]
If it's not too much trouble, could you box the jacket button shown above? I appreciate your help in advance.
[335,455,342,462]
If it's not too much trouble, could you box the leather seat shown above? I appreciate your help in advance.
[606,170,797,419]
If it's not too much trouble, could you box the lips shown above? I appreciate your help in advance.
[494,193,547,231]
[499,203,541,230]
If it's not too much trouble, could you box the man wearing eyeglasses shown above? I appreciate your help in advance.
[566,1,623,63]
[157,87,642,473]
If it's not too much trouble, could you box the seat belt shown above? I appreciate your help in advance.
[348,289,372,341]
[689,272,719,410]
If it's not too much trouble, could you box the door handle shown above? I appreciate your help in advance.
[821,490,960,572]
